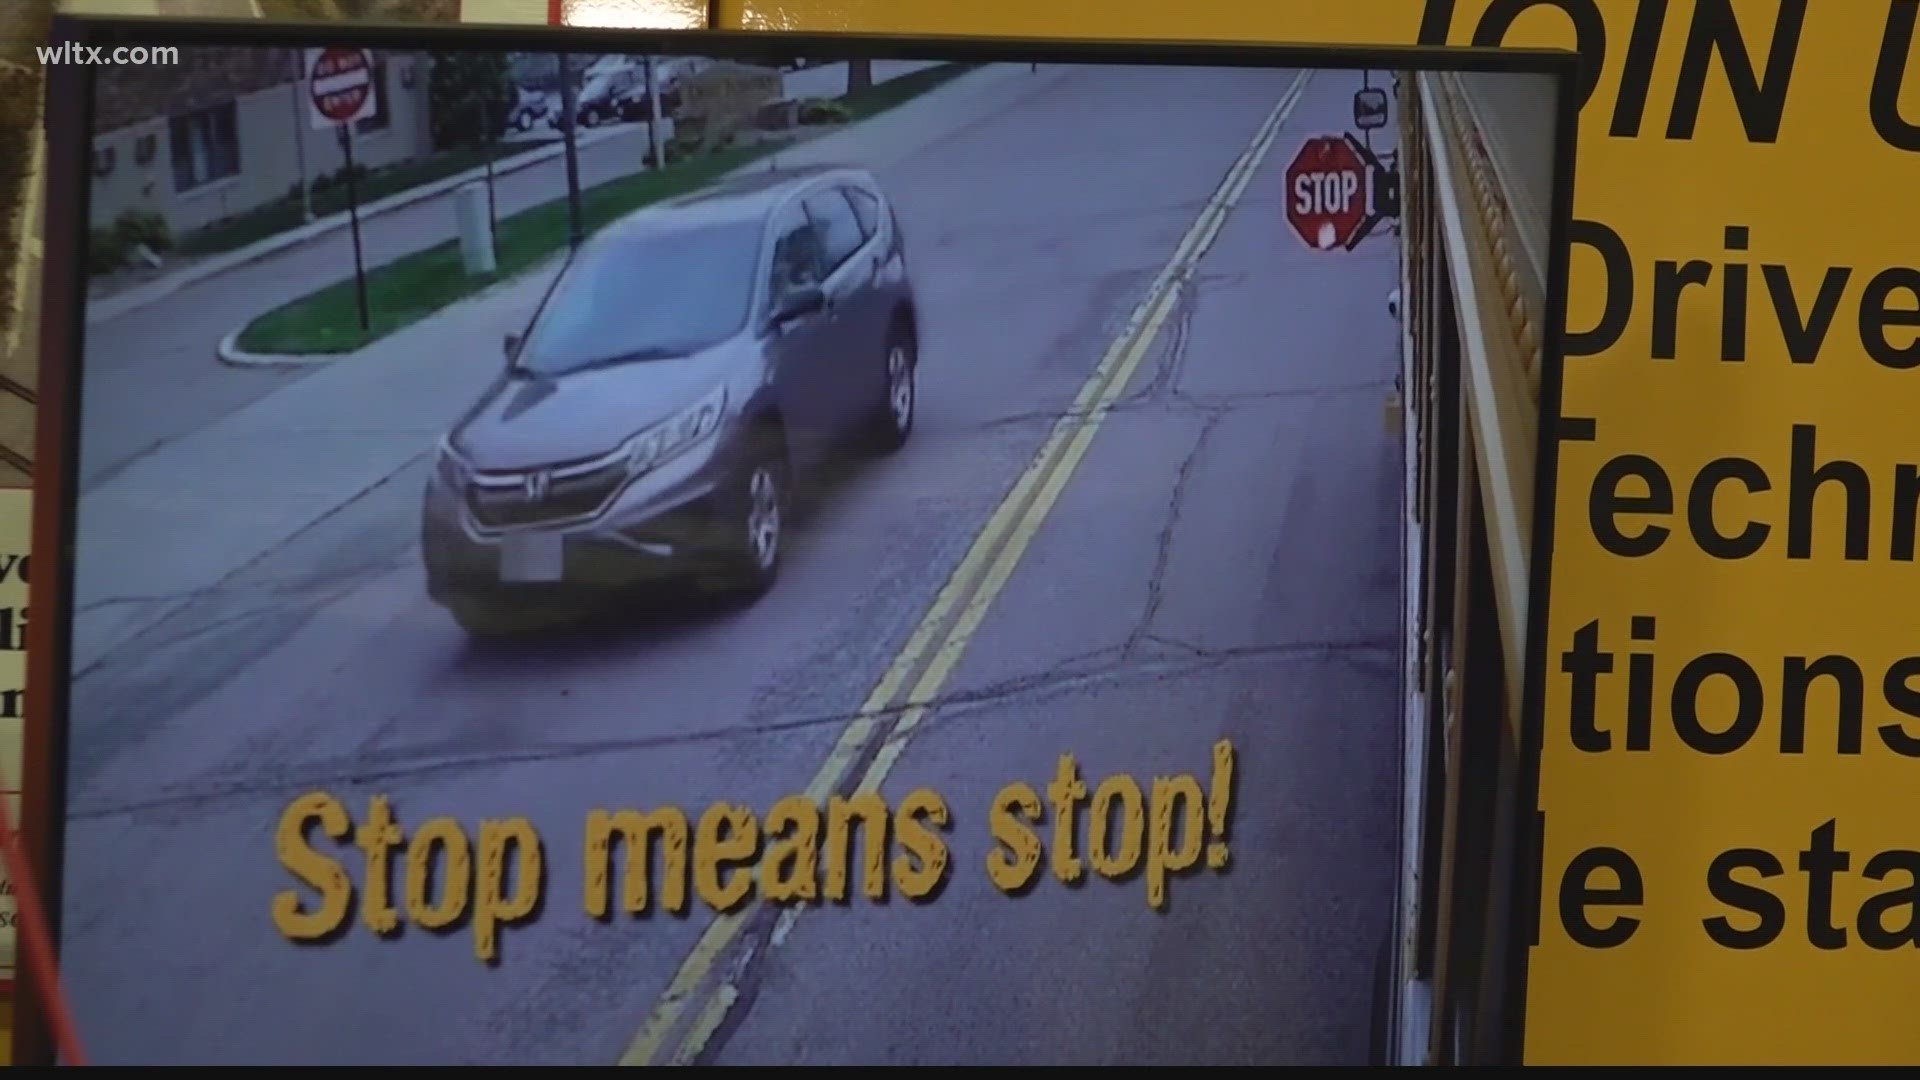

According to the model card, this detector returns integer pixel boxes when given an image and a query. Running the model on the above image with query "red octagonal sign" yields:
[1285,135,1368,252]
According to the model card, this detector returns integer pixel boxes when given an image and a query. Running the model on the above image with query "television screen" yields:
[41,21,1571,1066]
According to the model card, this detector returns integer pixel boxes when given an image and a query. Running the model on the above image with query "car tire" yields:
[705,427,789,599]
[863,322,917,452]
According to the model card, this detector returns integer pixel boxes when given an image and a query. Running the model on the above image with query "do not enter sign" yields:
[1285,135,1369,252]
[306,47,377,129]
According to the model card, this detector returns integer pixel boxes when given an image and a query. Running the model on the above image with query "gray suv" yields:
[423,165,920,637]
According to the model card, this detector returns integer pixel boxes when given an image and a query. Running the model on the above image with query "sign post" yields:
[1284,134,1369,251]
[305,47,377,334]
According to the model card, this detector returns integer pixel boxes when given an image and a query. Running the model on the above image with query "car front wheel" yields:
[704,433,788,599]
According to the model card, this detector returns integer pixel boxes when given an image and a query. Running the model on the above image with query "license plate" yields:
[499,532,564,583]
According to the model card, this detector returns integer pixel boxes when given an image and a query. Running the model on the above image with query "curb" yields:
[87,124,634,327]
[215,327,335,369]
[213,249,569,369]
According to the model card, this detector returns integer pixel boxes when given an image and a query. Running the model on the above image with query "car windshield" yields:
[513,220,763,378]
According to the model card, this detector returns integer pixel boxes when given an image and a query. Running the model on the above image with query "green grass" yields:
[235,143,767,355]
[235,64,976,357]
[839,62,977,121]
[177,140,557,259]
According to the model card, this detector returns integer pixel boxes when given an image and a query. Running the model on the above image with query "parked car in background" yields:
[558,65,644,128]
[422,165,922,636]
[508,85,552,132]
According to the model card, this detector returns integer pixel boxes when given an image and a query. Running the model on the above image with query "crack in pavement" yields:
[1124,408,1227,659]
[973,378,1392,433]
[65,636,1392,822]
[72,447,435,680]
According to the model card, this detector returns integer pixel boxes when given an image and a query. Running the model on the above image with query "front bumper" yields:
[422,437,730,602]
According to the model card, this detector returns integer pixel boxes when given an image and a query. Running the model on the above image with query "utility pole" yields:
[643,54,664,172]
[557,51,584,248]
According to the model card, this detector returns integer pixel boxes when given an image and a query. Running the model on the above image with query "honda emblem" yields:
[523,470,550,502]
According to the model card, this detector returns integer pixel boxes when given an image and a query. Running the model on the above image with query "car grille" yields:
[466,460,628,530]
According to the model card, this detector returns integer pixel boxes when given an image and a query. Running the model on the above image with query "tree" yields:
[846,59,873,95]
[428,51,516,153]
[428,53,516,242]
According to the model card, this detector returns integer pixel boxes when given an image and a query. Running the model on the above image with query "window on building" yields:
[169,102,240,193]
[356,57,392,136]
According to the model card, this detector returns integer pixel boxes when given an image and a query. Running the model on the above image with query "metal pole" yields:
[485,155,497,246]
[342,124,370,333]
[557,52,584,248]
[486,59,502,246]
[1362,70,1374,156]
[643,54,663,172]
[289,81,313,223]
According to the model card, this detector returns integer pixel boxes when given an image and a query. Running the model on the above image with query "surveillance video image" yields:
[60,44,1549,1065]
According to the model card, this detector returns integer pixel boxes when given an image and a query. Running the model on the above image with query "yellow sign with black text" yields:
[719,0,1920,1066]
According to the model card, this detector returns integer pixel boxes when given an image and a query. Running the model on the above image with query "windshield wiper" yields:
[523,346,691,377]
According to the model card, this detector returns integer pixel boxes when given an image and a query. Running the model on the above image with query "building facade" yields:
[89,47,436,237]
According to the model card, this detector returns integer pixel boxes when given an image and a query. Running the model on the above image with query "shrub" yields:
[112,208,173,255]
[798,98,851,125]
[313,163,370,192]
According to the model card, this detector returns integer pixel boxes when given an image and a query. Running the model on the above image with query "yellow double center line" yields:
[620,69,1314,1067]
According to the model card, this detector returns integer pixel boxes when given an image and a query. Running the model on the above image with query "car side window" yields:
[803,191,867,274]
[843,187,881,240]
[767,204,825,302]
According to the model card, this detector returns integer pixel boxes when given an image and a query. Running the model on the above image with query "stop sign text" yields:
[1283,135,1369,252]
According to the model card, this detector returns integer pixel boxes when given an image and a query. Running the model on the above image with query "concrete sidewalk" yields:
[85,121,651,326]
[71,63,1062,676]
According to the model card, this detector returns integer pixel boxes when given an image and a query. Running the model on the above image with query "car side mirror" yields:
[771,285,825,326]
[503,331,523,361]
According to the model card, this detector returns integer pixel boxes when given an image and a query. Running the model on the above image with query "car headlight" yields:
[623,385,727,477]
[434,436,469,490]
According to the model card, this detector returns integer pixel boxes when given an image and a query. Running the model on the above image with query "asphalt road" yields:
[58,65,1405,1066]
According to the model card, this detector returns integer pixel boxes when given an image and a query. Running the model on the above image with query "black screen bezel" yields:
[28,13,1580,1067]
